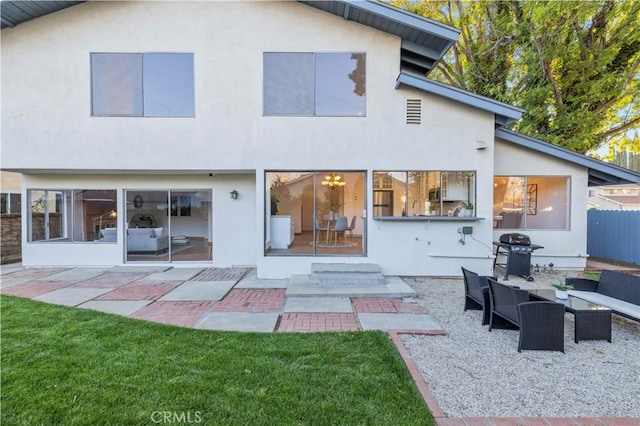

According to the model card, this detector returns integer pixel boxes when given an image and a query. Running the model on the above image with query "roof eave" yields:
[299,1,459,75]
[396,72,523,126]
[496,128,640,186]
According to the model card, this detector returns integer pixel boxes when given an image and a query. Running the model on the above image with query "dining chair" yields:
[331,216,349,245]
[345,215,357,240]
[315,217,329,243]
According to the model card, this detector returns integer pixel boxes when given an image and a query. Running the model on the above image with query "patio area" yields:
[1,261,638,424]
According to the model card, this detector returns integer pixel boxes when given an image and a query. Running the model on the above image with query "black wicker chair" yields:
[517,302,565,353]
[461,267,495,325]
[487,278,529,331]
[487,278,565,352]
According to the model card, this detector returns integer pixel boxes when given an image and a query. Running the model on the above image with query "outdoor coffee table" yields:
[528,289,612,344]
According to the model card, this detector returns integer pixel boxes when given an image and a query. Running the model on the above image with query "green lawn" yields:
[1,296,434,425]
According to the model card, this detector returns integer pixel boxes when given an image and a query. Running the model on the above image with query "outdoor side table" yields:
[574,310,612,344]
[528,289,612,344]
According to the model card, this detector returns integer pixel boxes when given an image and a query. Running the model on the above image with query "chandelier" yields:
[322,173,346,188]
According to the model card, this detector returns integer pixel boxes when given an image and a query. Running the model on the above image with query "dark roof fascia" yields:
[341,0,460,42]
[298,1,459,74]
[396,72,524,125]
[1,1,85,29]
[496,128,640,186]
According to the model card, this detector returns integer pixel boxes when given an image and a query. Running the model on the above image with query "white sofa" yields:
[99,228,117,242]
[127,227,169,254]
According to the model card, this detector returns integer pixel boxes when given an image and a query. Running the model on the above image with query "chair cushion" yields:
[568,290,640,320]
[128,228,154,237]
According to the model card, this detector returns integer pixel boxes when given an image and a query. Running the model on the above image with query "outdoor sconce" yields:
[230,190,239,200]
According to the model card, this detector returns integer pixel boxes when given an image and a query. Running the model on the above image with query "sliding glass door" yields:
[125,189,211,262]
[265,171,366,256]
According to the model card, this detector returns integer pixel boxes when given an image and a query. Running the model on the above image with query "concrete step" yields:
[309,271,385,286]
[287,275,416,298]
[311,263,382,274]
[310,263,384,285]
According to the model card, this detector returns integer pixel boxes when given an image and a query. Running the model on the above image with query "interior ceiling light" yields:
[322,173,346,188]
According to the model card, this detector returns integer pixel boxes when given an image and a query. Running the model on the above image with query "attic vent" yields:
[406,99,421,124]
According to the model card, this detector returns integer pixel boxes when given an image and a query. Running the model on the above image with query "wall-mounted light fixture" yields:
[230,190,239,200]
[476,140,488,150]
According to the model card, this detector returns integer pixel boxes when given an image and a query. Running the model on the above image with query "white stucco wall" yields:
[4,1,591,276]
[2,1,404,172]
[494,140,589,269]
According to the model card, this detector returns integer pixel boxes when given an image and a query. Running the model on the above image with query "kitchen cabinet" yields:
[270,215,295,249]
[442,173,468,201]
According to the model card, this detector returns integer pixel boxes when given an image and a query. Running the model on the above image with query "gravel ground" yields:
[400,270,640,418]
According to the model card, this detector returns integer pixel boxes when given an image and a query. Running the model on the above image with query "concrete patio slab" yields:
[0,263,24,274]
[38,268,108,282]
[108,266,172,274]
[195,312,279,332]
[286,275,416,298]
[0,276,33,288]
[79,300,152,316]
[33,288,112,307]
[284,296,353,313]
[235,269,288,289]
[358,313,443,332]
[159,280,235,301]
[142,267,202,281]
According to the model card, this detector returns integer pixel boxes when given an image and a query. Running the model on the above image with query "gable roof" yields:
[395,72,524,126]
[298,1,459,75]
[0,1,83,29]
[496,128,640,186]
[2,0,458,76]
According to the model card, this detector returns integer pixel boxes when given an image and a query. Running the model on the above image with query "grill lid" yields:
[499,233,531,246]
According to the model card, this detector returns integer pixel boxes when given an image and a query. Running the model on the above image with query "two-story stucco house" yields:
[2,0,639,278]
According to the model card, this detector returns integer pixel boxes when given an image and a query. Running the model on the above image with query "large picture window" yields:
[263,52,366,116]
[493,176,570,230]
[373,171,476,217]
[265,171,366,256]
[28,190,117,242]
[91,53,194,117]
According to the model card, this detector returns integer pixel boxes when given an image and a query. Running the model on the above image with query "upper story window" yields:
[263,52,366,117]
[91,53,194,117]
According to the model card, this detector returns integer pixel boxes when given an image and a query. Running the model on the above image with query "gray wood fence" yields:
[587,210,640,265]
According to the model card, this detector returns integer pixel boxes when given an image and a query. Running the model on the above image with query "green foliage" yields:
[552,281,573,291]
[391,0,640,154]
[1,296,434,425]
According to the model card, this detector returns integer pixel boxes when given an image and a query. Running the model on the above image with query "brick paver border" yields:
[0,280,75,298]
[277,313,360,332]
[213,288,285,313]
[130,301,214,328]
[352,297,426,314]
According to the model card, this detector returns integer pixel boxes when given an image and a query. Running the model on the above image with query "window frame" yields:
[90,52,195,118]
[372,170,477,219]
[27,189,118,243]
[264,170,367,256]
[493,175,571,231]
[263,52,367,117]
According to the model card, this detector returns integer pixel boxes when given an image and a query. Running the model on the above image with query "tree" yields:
[391,0,640,155]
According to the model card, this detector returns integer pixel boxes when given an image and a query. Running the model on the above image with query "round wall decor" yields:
[133,194,144,208]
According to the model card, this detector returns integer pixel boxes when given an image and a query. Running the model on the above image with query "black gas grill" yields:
[493,233,544,281]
